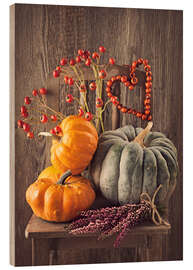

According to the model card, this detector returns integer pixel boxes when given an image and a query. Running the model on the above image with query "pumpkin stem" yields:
[57,170,72,185]
[133,121,153,147]
[38,132,60,141]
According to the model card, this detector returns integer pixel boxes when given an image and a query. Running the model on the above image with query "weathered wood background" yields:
[10,4,183,266]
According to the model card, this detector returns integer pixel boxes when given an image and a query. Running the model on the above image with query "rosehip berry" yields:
[79,84,86,92]
[96,98,103,108]
[68,78,74,86]
[142,114,147,120]
[76,56,81,63]
[60,58,67,66]
[56,66,61,71]
[121,107,128,113]
[124,81,130,87]
[85,112,93,121]
[89,82,96,91]
[85,58,91,66]
[50,128,56,135]
[92,52,99,59]
[131,77,138,85]
[148,115,152,121]
[143,59,149,65]
[23,123,30,132]
[32,89,38,96]
[78,49,84,56]
[24,96,31,105]
[69,59,76,66]
[107,80,112,87]
[40,114,48,123]
[132,61,137,69]
[111,76,116,82]
[111,96,119,105]
[129,85,134,91]
[99,46,106,53]
[54,126,62,134]
[145,110,150,115]
[39,88,47,95]
[64,76,69,84]
[17,120,23,128]
[116,75,121,80]
[20,106,27,114]
[78,107,84,117]
[66,94,74,103]
[27,131,34,139]
[145,82,152,88]
[121,76,127,83]
[22,111,28,118]
[50,115,57,122]
[109,58,115,65]
[53,70,60,78]
[105,87,111,93]
[136,112,142,118]
[99,69,106,79]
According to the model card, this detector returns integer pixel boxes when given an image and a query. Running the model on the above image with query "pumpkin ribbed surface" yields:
[38,166,63,183]
[26,175,96,222]
[50,115,98,175]
[90,125,178,205]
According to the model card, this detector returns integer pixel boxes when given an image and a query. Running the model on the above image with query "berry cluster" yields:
[106,58,152,121]
[17,88,65,139]
[52,45,115,133]
[67,200,151,248]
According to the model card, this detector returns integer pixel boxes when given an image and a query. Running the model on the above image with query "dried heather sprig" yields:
[68,200,151,247]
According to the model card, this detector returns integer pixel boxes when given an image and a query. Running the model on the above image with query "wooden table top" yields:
[25,214,171,240]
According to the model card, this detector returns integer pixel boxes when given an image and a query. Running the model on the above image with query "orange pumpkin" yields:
[51,115,98,175]
[26,170,96,222]
[38,165,62,183]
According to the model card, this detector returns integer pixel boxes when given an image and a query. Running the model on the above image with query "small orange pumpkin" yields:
[26,170,96,222]
[51,115,98,175]
[38,165,62,183]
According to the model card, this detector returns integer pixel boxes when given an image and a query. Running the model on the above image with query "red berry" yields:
[96,98,103,108]
[131,77,138,85]
[146,76,152,82]
[116,75,121,80]
[99,46,106,53]
[54,126,62,135]
[145,110,150,115]
[56,66,61,71]
[23,123,30,132]
[144,65,151,72]
[32,89,38,96]
[79,84,86,92]
[128,108,133,114]
[64,76,69,84]
[85,112,93,121]
[68,78,74,86]
[27,131,34,139]
[109,58,115,65]
[105,87,111,93]
[136,112,142,118]
[50,115,57,122]
[111,96,119,105]
[76,56,81,63]
[89,82,96,91]
[137,58,143,64]
[50,128,56,135]
[145,82,152,88]
[121,107,128,113]
[132,61,137,69]
[53,70,60,78]
[24,96,31,105]
[92,52,99,59]
[121,76,127,83]
[20,106,26,114]
[40,114,48,123]
[145,88,151,94]
[145,105,151,110]
[39,88,47,95]
[144,99,151,105]
[69,59,76,66]
[129,85,134,91]
[66,94,74,103]
[107,92,113,98]
[78,49,84,56]
[124,81,130,87]
[17,120,23,128]
[142,114,147,120]
[99,69,106,79]
[78,107,84,117]
[60,58,67,66]
[107,80,112,87]
[22,111,28,118]
[85,58,91,66]
[143,59,149,65]
[148,115,152,121]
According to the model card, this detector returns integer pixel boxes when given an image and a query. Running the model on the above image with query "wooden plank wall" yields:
[10,4,183,266]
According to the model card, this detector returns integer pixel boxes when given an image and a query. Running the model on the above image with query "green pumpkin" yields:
[89,122,178,206]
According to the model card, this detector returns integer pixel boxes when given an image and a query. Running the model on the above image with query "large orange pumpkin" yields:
[51,115,98,175]
[26,170,96,222]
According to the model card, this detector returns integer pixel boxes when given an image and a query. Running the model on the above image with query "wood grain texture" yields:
[10,4,183,266]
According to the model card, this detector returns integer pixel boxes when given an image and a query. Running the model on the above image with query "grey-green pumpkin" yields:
[89,122,178,206]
